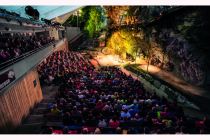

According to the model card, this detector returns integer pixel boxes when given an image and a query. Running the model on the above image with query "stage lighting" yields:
[25,6,40,20]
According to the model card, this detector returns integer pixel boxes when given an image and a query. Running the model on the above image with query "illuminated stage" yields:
[90,50,145,66]
[96,54,125,66]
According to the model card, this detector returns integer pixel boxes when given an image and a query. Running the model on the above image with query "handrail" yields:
[0,40,59,71]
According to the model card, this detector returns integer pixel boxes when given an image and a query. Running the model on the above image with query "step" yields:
[46,121,63,127]
[32,108,48,115]
[41,98,55,103]
[16,122,44,134]
[43,91,57,98]
[37,103,49,108]
[24,115,45,124]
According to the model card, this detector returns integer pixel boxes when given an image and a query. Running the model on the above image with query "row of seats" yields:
[0,32,55,64]
[38,51,210,134]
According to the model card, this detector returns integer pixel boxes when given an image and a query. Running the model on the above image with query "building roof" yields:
[0,6,81,20]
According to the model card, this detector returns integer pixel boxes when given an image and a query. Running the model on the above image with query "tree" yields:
[106,29,145,60]
[84,6,106,38]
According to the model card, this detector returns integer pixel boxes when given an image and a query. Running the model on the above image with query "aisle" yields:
[15,85,59,134]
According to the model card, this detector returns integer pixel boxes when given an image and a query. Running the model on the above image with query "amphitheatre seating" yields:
[0,33,55,66]
[37,50,210,134]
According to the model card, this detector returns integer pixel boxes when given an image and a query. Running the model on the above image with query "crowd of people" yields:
[0,32,55,64]
[38,50,210,134]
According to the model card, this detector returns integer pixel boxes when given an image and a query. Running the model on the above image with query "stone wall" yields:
[143,7,210,86]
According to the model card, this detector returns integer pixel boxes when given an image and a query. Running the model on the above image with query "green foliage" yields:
[106,29,151,58]
[63,6,106,36]
[84,6,106,38]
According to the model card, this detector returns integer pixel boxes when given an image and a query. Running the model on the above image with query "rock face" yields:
[163,35,206,86]
[105,6,210,86]
[143,7,210,86]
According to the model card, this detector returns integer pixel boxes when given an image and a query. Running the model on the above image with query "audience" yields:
[38,50,210,134]
[0,32,55,64]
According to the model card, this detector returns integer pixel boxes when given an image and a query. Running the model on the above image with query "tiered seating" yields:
[38,51,210,134]
[0,33,55,64]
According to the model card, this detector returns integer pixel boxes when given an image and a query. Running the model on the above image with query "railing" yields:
[0,40,59,71]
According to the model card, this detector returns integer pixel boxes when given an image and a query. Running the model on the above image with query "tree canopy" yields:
[84,6,106,38]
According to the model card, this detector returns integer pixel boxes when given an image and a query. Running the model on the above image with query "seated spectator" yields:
[63,112,71,125]
[51,104,61,115]
[98,119,107,128]
[44,127,53,134]
[13,47,21,57]
[94,128,101,134]
[131,113,142,121]
[109,117,120,128]
[82,127,89,134]
[38,51,204,134]
[0,32,55,65]
[115,127,122,134]
[121,109,131,119]
[63,126,69,134]
[96,100,105,110]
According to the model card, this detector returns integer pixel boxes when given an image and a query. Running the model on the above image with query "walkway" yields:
[120,67,209,119]
[138,64,210,115]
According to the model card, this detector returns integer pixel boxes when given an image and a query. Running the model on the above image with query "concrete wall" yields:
[66,27,81,41]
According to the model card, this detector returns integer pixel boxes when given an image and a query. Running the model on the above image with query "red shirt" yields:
[109,120,120,128]
[96,102,105,110]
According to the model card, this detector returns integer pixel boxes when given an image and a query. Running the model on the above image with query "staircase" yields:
[15,85,58,134]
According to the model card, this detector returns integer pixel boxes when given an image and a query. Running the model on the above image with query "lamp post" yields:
[77,11,79,27]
